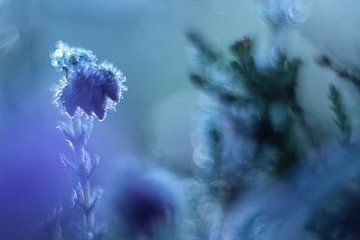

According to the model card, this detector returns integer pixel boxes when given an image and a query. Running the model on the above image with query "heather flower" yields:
[51,41,127,120]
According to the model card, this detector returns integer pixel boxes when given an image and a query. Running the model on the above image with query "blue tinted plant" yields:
[50,41,127,240]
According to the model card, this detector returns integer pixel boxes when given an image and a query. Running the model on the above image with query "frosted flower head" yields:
[51,41,127,120]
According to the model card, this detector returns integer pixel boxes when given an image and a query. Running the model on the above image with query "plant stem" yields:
[71,116,97,240]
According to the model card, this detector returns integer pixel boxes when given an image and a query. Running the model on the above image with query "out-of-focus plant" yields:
[50,41,127,240]
[184,3,292,240]
[185,3,360,238]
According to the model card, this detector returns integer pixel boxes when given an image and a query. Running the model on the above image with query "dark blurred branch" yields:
[190,74,249,104]
[318,55,360,91]
[291,102,320,149]
[186,30,219,63]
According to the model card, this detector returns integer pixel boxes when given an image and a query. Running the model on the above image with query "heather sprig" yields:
[51,41,127,240]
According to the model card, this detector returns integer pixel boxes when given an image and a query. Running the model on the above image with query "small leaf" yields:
[328,84,351,142]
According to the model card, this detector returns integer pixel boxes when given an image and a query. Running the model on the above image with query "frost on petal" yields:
[91,88,107,120]
[60,84,77,117]
[100,62,127,102]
